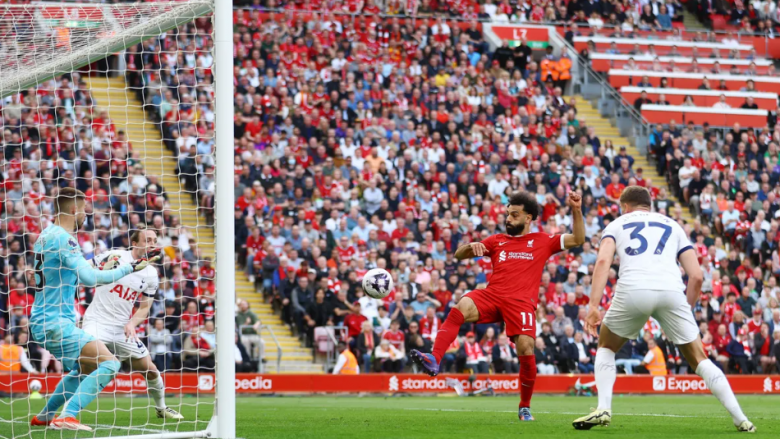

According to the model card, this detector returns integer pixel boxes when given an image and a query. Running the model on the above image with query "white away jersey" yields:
[602,211,692,293]
[82,250,159,327]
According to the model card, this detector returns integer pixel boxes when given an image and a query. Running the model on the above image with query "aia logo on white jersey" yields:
[498,251,507,263]
[527,240,534,248]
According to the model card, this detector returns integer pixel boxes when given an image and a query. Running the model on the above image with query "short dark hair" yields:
[508,191,540,220]
[620,186,652,208]
[55,187,86,215]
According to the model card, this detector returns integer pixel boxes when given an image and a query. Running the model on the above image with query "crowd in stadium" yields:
[2,0,780,377]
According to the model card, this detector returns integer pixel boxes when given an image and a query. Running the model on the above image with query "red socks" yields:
[431,308,464,363]
[519,355,537,408]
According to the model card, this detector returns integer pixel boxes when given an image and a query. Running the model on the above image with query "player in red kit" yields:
[410,191,585,421]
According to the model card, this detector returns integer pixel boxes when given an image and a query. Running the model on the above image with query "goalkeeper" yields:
[81,229,183,420]
[29,188,161,432]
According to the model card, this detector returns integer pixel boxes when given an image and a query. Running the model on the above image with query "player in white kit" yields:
[82,229,183,420]
[572,187,755,433]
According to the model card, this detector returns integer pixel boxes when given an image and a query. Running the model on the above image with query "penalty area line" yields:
[401,407,724,419]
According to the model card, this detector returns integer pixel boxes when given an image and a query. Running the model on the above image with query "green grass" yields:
[2,395,779,438]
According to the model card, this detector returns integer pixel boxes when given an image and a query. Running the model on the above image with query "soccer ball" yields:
[362,268,393,299]
[29,380,42,392]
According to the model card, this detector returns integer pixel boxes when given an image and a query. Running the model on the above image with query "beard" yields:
[506,222,525,236]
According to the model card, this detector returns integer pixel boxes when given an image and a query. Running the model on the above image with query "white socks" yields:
[695,359,747,425]
[147,375,167,410]
[595,347,617,411]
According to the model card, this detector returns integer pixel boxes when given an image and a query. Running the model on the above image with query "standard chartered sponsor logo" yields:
[398,377,518,391]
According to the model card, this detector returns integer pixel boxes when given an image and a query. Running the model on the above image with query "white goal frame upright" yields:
[0,1,236,438]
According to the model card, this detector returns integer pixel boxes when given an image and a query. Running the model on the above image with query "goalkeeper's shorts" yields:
[31,322,96,372]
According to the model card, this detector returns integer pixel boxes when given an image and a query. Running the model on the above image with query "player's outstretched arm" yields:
[62,242,134,287]
[563,192,586,249]
[454,242,487,260]
[584,236,617,337]
[678,249,704,309]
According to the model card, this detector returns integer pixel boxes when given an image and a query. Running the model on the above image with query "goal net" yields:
[0,1,236,438]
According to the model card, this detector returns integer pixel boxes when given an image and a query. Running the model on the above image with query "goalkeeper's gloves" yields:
[130,248,162,272]
[98,253,122,271]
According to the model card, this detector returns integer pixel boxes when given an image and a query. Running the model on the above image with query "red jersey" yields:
[482,232,565,306]
[200,266,215,281]
[746,318,762,334]
[419,316,441,340]
[8,291,33,315]
[382,330,405,351]
[722,302,741,324]
[181,312,204,333]
[343,313,367,337]
[246,235,265,253]
[336,245,356,263]
[432,290,452,313]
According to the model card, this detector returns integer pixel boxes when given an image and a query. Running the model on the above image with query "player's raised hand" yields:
[124,321,140,343]
[131,248,162,272]
[567,192,582,211]
[583,306,601,338]
[470,242,487,257]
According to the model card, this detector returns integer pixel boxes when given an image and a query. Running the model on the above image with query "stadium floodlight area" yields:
[0,1,235,438]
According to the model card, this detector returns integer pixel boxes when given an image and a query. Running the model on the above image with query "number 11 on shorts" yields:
[520,311,534,330]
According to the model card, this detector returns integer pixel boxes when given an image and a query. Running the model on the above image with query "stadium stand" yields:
[2,0,780,377]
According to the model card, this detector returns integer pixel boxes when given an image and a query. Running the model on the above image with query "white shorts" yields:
[81,321,149,360]
[602,288,699,345]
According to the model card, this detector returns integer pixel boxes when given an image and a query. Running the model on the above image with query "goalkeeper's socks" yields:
[518,355,536,408]
[147,375,167,409]
[594,347,617,411]
[61,360,120,419]
[696,359,748,425]
[431,308,465,363]
[39,370,82,422]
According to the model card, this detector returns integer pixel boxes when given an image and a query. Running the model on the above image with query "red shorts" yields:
[464,289,536,339]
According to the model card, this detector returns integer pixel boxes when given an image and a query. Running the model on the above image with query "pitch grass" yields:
[2,395,780,438]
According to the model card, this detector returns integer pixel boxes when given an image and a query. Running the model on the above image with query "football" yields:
[29,379,42,392]
[362,268,393,299]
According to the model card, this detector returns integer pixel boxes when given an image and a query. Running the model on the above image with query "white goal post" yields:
[0,1,236,438]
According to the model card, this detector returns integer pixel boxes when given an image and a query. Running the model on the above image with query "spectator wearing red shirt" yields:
[335,236,356,264]
[390,218,410,244]
[200,257,215,282]
[722,292,741,324]
[419,307,441,341]
[181,301,204,334]
[746,311,763,334]
[8,286,33,316]
[382,320,405,352]
[713,324,732,362]
[343,302,368,339]
[432,280,452,315]
[605,174,625,202]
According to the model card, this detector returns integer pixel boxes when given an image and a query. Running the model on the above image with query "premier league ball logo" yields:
[362,268,394,299]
